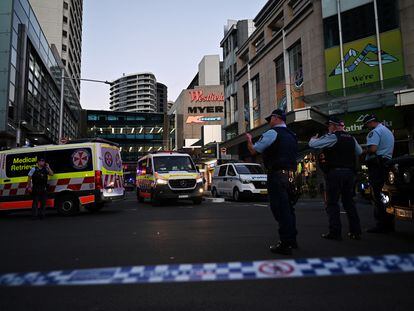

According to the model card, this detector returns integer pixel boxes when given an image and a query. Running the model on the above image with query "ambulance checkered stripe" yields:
[0,177,95,196]
[0,174,124,197]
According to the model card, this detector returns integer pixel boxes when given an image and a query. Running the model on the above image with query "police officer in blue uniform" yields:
[363,114,395,233]
[309,117,363,240]
[246,109,298,255]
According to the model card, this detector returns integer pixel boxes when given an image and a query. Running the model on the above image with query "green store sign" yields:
[339,107,404,134]
[325,29,405,91]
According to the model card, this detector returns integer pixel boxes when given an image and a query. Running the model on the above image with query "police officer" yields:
[363,114,395,233]
[246,109,298,255]
[309,117,363,240]
[27,158,54,219]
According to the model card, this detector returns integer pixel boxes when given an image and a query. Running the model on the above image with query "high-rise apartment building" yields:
[110,73,168,113]
[156,82,168,113]
[29,0,83,97]
[110,73,157,113]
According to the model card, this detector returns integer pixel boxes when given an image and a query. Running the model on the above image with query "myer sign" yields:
[340,107,404,133]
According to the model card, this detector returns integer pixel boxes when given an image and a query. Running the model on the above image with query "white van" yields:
[136,152,204,205]
[211,163,267,201]
[0,139,124,216]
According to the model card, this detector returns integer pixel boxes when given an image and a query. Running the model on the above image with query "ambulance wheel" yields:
[85,203,104,213]
[56,194,79,216]
[137,189,145,203]
[151,193,161,206]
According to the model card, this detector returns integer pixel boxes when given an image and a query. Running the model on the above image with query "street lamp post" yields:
[58,72,111,143]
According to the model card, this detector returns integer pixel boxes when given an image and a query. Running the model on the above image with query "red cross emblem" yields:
[72,149,90,169]
[104,152,113,167]
[115,154,122,168]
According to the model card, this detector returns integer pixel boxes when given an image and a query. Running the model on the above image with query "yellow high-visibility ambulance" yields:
[0,139,124,216]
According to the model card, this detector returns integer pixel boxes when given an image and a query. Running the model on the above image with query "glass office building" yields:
[0,0,81,148]
[82,110,166,162]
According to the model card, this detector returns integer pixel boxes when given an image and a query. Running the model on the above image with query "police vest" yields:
[262,127,298,171]
[324,131,356,170]
[32,167,49,193]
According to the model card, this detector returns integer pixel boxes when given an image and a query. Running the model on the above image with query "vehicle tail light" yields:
[95,170,103,190]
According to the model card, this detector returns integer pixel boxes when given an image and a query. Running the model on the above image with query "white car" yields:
[211,163,267,201]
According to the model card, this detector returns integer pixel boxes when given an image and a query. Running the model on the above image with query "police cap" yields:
[265,109,286,122]
[325,116,343,126]
[362,114,379,124]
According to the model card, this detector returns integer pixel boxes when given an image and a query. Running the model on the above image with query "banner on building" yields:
[339,106,405,133]
[325,29,405,91]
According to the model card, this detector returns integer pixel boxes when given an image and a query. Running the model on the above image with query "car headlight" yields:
[240,179,250,184]
[388,171,395,184]
[403,171,411,184]
[381,193,390,205]
[156,178,168,185]
[196,177,203,183]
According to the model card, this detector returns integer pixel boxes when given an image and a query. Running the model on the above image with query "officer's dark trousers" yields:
[367,159,394,230]
[32,192,47,217]
[326,169,361,235]
[267,171,297,243]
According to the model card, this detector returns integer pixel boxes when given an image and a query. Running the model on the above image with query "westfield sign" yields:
[189,90,224,102]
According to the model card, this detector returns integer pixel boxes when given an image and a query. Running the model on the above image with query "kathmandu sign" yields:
[189,90,224,102]
[340,107,404,133]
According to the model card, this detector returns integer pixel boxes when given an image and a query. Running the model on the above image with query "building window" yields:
[275,55,287,111]
[63,2,69,10]
[322,1,398,49]
[62,44,67,52]
[288,41,304,110]
[275,56,285,83]
[243,83,250,131]
[63,16,68,24]
[251,75,261,128]
[62,30,68,37]
[269,12,284,36]
[254,33,265,53]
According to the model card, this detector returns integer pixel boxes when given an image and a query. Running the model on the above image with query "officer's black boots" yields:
[347,232,361,240]
[321,232,343,241]
[269,241,297,255]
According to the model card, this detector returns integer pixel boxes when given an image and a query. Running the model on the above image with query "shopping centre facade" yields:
[220,0,414,161]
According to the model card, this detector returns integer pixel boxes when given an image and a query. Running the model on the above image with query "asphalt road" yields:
[0,193,413,311]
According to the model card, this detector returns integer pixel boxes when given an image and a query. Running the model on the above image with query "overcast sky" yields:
[80,0,267,110]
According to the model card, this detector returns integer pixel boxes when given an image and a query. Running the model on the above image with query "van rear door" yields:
[99,144,124,198]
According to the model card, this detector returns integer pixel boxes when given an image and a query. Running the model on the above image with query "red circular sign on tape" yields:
[258,261,294,276]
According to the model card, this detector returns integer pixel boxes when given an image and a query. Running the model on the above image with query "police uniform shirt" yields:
[253,124,286,153]
[309,133,363,156]
[366,123,394,160]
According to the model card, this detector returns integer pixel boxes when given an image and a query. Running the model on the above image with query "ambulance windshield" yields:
[154,156,196,173]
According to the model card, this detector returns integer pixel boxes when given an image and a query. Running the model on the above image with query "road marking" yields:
[0,253,413,287]
[254,204,268,207]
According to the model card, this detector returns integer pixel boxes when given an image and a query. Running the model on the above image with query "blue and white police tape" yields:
[1,253,413,287]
